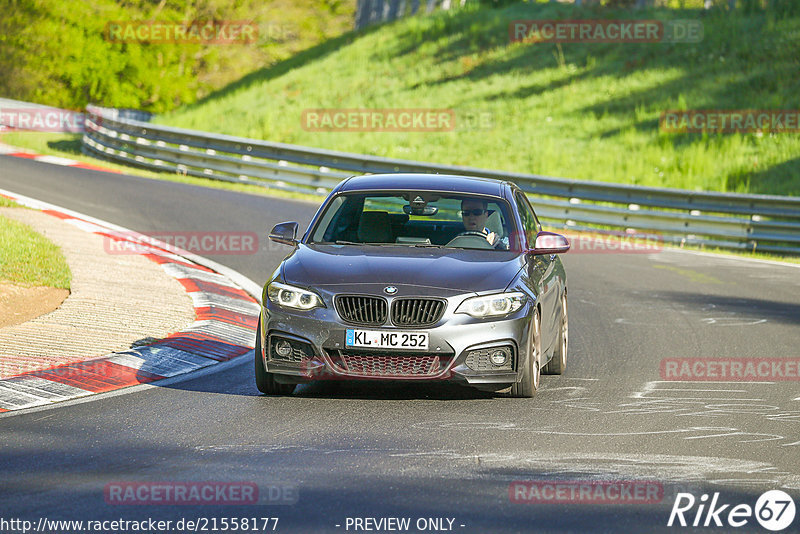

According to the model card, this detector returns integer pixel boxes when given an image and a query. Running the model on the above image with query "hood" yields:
[281,244,525,294]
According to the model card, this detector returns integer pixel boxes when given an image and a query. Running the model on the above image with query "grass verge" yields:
[669,243,800,265]
[0,214,72,288]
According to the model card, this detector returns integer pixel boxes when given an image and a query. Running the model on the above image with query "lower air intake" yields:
[328,351,444,377]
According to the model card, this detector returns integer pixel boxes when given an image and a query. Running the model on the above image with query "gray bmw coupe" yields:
[256,173,569,397]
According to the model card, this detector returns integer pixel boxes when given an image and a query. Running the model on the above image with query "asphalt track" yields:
[1,155,799,533]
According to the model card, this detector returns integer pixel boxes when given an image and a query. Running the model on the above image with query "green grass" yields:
[0,198,20,208]
[157,1,800,196]
[1,0,355,112]
[0,214,72,288]
[671,243,800,265]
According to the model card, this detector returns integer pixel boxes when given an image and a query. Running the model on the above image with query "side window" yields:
[527,197,542,230]
[515,192,539,247]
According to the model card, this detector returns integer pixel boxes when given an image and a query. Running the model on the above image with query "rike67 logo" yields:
[668,490,796,531]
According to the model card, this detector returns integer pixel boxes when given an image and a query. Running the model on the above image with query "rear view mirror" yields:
[269,221,299,246]
[530,231,570,255]
[403,205,438,216]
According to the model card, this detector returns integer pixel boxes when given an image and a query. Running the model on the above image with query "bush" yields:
[0,0,355,112]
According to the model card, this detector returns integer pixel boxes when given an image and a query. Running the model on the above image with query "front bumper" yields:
[259,290,534,387]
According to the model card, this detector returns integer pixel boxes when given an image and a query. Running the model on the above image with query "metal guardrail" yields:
[82,104,800,255]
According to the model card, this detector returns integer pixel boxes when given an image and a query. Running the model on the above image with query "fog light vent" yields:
[270,336,314,363]
[465,346,513,371]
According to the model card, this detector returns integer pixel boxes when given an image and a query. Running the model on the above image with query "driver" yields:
[460,198,508,249]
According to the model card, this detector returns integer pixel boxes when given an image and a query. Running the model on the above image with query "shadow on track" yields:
[656,292,800,326]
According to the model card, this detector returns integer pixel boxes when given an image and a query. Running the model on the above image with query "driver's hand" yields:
[486,232,498,245]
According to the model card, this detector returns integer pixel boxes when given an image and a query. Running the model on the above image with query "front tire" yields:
[255,317,295,395]
[543,292,567,375]
[511,310,541,398]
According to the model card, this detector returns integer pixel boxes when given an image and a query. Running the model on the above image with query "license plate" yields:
[345,329,429,350]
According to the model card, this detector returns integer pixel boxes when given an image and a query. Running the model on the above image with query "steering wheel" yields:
[445,231,494,249]
[457,231,490,239]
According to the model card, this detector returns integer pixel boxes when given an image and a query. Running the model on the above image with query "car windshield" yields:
[309,192,519,251]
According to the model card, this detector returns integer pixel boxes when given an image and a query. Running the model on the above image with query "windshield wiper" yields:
[332,240,383,246]
[330,240,442,247]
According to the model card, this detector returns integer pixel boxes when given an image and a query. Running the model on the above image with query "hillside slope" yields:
[1,0,354,112]
[159,2,800,195]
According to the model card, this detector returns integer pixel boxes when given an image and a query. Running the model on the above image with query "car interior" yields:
[314,194,512,249]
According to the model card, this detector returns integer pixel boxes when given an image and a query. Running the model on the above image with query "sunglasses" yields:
[461,209,487,217]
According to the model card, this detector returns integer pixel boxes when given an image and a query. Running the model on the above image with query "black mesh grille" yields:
[327,350,445,377]
[335,295,387,326]
[391,298,446,327]
[464,347,514,371]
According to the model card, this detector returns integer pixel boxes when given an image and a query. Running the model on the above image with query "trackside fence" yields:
[80,104,800,255]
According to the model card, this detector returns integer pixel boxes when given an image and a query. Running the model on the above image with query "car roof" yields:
[338,173,512,198]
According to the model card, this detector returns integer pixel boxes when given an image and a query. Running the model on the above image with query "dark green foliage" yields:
[0,0,355,112]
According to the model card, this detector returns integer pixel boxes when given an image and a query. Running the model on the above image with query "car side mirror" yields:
[269,221,299,246]
[529,231,570,255]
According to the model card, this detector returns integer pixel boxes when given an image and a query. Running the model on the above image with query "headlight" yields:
[456,292,527,319]
[267,282,324,310]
